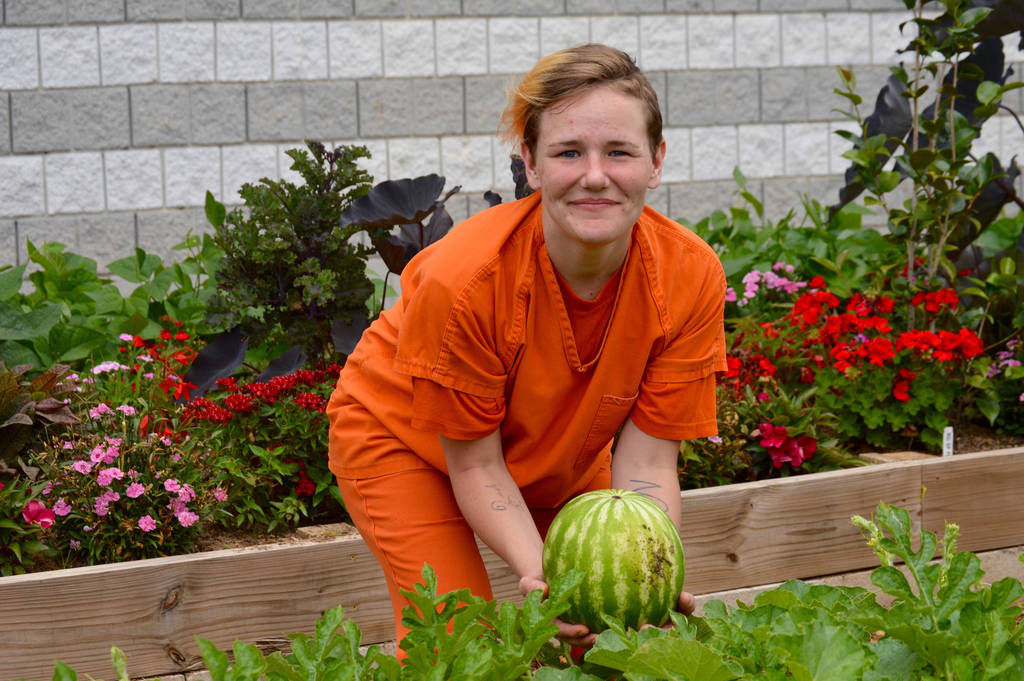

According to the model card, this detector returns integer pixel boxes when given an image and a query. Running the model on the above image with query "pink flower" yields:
[116,404,136,416]
[22,500,55,528]
[101,490,120,504]
[62,441,74,450]
[89,445,107,464]
[164,478,181,493]
[88,403,113,419]
[119,333,134,342]
[126,482,145,499]
[176,509,199,527]
[758,423,788,449]
[725,287,737,303]
[71,460,94,474]
[94,498,110,516]
[213,487,228,502]
[138,515,157,532]
[53,499,71,516]
[42,483,53,495]
[177,484,196,503]
[97,467,125,486]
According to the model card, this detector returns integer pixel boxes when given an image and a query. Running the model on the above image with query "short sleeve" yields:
[630,258,727,441]
[391,257,509,399]
[410,377,505,440]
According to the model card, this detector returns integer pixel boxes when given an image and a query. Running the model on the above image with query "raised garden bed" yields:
[2,446,1023,681]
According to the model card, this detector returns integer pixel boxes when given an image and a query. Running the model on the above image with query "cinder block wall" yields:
[1,0,1022,271]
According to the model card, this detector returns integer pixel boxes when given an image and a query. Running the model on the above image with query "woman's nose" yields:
[580,156,609,189]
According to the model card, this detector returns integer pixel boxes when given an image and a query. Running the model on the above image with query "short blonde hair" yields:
[499,44,663,158]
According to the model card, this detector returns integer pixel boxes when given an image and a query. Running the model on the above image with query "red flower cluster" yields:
[892,368,916,402]
[896,328,984,361]
[224,392,256,413]
[757,423,818,469]
[183,398,234,423]
[912,288,958,313]
[293,392,327,412]
[789,290,840,327]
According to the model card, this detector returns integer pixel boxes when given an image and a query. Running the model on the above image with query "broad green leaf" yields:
[0,265,26,301]
[50,660,78,681]
[0,302,63,340]
[864,638,924,681]
[206,190,227,228]
[534,667,605,681]
[976,81,1001,106]
[628,637,740,681]
[197,638,229,680]
[777,619,865,681]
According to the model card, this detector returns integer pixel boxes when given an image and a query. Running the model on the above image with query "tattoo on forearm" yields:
[485,483,524,512]
[629,479,668,512]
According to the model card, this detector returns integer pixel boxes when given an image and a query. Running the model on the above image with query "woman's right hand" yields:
[518,574,598,648]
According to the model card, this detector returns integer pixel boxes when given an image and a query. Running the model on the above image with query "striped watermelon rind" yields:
[541,489,685,632]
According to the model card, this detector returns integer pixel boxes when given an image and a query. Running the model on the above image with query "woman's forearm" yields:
[442,432,545,580]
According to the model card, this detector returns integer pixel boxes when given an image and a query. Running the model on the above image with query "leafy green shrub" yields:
[0,473,52,575]
[0,362,77,463]
[179,366,344,532]
[203,142,380,365]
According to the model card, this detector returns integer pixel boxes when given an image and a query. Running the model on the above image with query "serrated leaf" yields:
[629,637,741,681]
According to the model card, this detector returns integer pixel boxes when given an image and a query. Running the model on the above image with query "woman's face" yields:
[521,85,665,258]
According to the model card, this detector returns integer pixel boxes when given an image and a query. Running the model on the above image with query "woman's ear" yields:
[520,141,541,191]
[648,138,667,190]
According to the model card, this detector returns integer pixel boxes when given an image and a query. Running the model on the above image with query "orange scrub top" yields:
[327,192,727,509]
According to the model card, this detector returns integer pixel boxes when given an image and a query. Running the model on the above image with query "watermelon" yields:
[542,488,685,632]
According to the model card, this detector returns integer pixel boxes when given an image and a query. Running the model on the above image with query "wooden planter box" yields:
[3,446,1023,681]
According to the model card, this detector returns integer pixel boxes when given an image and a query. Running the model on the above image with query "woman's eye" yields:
[609,150,629,157]
[558,150,579,158]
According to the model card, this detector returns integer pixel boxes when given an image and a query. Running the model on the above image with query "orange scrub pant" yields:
[334,402,611,647]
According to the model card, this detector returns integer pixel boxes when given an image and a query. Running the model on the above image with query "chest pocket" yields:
[574,390,639,473]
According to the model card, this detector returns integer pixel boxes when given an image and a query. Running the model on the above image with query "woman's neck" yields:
[544,234,629,301]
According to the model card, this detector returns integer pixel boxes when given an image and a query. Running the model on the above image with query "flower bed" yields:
[2,446,1022,681]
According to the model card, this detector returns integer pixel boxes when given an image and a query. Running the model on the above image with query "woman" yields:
[327,43,726,648]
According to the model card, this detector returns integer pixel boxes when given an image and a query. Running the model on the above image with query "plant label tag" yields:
[942,427,954,457]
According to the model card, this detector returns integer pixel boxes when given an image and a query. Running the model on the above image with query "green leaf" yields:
[778,619,866,681]
[50,660,78,681]
[206,190,226,228]
[0,265,26,301]
[976,81,1001,106]
[197,638,229,681]
[877,171,902,193]
[628,637,741,681]
[975,392,1000,426]
[111,646,129,681]
[0,302,64,340]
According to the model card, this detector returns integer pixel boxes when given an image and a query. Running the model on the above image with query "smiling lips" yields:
[569,198,618,208]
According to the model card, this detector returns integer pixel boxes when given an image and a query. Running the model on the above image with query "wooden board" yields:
[2,447,1022,681]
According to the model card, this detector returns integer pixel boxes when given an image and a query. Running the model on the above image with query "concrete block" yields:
[466,75,511,135]
[382,19,435,77]
[665,71,716,126]
[691,125,738,181]
[222,144,279,200]
[247,82,304,141]
[1000,115,1024,172]
[781,13,826,67]
[826,12,870,66]
[331,138,388,184]
[388,137,440,181]
[191,84,247,144]
[0,156,44,216]
[4,0,64,24]
[441,135,492,192]
[243,0,299,18]
[714,0,758,11]
[217,22,272,81]
[13,88,130,152]
[164,146,222,205]
[973,114,1002,161]
[100,24,158,86]
[667,180,733,224]
[784,121,830,175]
[568,0,664,12]
[45,152,105,214]
[358,78,414,137]
[444,193,471,224]
[69,0,126,22]
[104,149,163,210]
[738,123,784,178]
[273,21,329,80]
[40,27,101,88]
[591,16,639,60]
[17,212,136,268]
[871,11,911,66]
[661,127,691,183]
[645,183,669,216]
[688,15,733,70]
[540,17,590,56]
[127,0,185,20]
[0,28,38,90]
[849,0,906,8]
[0,220,15,268]
[130,85,190,146]
[413,77,463,135]
[409,0,461,16]
[354,0,403,16]
[186,0,240,18]
[489,18,540,74]
[463,0,562,15]
[136,207,209,265]
[491,138,517,191]
[436,19,488,76]
[806,66,848,121]
[665,0,714,11]
[734,14,780,69]
[716,69,760,125]
[158,23,215,83]
[304,80,358,139]
[328,20,382,78]
[761,0,846,9]
[0,93,8,154]
[760,68,806,122]
[649,70,668,126]
[762,175,841,222]
[828,120,858,175]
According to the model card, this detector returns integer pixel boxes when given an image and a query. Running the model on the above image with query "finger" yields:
[677,591,697,616]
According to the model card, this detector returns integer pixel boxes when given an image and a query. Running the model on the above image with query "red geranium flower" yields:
[22,500,55,528]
